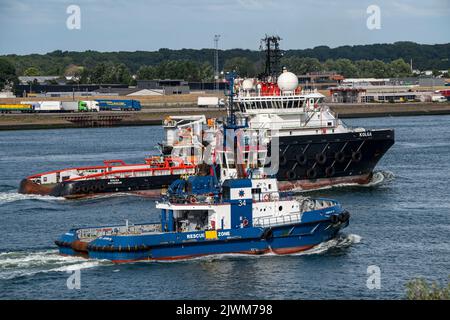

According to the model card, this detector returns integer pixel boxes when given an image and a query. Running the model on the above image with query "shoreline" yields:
[1,102,449,131]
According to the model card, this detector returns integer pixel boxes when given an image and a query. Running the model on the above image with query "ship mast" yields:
[260,35,283,81]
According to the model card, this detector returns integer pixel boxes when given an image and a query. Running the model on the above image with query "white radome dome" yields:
[277,72,298,91]
[242,79,254,90]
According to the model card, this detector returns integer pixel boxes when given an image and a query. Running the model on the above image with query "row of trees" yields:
[137,61,214,82]
[2,41,449,76]
[281,57,413,78]
[0,59,18,90]
[0,56,447,89]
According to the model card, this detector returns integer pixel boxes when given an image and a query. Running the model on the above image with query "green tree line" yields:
[1,41,449,75]
[1,41,450,88]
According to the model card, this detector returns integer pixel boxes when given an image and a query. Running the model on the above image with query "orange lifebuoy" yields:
[263,194,270,202]
[242,219,249,227]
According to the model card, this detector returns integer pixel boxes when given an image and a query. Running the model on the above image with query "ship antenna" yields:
[223,71,248,179]
[259,35,283,81]
[224,71,238,127]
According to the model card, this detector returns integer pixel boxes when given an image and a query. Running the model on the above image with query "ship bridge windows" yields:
[252,188,262,201]
[175,210,209,232]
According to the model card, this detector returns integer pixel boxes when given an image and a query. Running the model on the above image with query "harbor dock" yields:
[0,94,450,130]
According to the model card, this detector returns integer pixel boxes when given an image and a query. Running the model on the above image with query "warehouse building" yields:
[136,79,190,95]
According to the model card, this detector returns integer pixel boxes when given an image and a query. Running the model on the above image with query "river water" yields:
[0,115,449,299]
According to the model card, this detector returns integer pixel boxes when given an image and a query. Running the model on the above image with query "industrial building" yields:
[329,78,449,103]
[136,79,190,95]
[298,72,344,90]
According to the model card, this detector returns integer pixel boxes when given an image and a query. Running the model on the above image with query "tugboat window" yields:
[279,206,283,211]
[252,188,261,194]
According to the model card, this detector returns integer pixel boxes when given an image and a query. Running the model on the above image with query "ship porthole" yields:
[278,206,283,211]
[296,153,307,165]
[352,151,362,162]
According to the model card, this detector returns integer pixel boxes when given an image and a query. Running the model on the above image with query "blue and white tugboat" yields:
[55,175,349,262]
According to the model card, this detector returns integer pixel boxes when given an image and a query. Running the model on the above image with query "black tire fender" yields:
[296,153,307,165]
[325,166,335,177]
[352,151,362,162]
[286,170,296,180]
[306,168,317,179]
[334,151,345,163]
[315,153,327,165]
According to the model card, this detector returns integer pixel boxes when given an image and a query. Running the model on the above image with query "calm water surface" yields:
[0,115,449,299]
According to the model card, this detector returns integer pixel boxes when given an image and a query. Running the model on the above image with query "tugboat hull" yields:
[55,210,349,263]
[19,179,55,196]
[19,174,182,199]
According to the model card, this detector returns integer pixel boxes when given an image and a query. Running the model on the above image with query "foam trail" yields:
[291,233,362,256]
[148,234,362,264]
[0,192,65,204]
[0,249,110,280]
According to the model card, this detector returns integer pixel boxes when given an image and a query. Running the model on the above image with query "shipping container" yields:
[0,104,33,113]
[95,99,141,111]
[21,101,41,110]
[61,101,79,112]
[197,97,224,108]
[35,101,62,112]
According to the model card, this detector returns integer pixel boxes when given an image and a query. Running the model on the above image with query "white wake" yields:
[0,191,65,205]
[0,249,110,280]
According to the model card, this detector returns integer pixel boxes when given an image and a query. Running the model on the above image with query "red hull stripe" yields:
[108,246,315,263]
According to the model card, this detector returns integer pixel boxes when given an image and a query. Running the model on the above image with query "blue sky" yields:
[0,0,449,55]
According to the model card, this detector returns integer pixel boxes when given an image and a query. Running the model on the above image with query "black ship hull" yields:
[19,129,394,198]
[273,128,394,190]
[19,174,182,199]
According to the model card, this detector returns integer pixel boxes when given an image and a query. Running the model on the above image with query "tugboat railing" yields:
[253,213,301,227]
[77,223,161,239]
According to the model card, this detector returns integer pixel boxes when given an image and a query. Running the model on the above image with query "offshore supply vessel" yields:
[226,71,394,191]
[18,86,393,198]
[19,36,394,198]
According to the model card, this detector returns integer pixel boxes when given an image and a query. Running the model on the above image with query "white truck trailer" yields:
[197,97,224,108]
[61,101,79,112]
[35,101,62,112]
